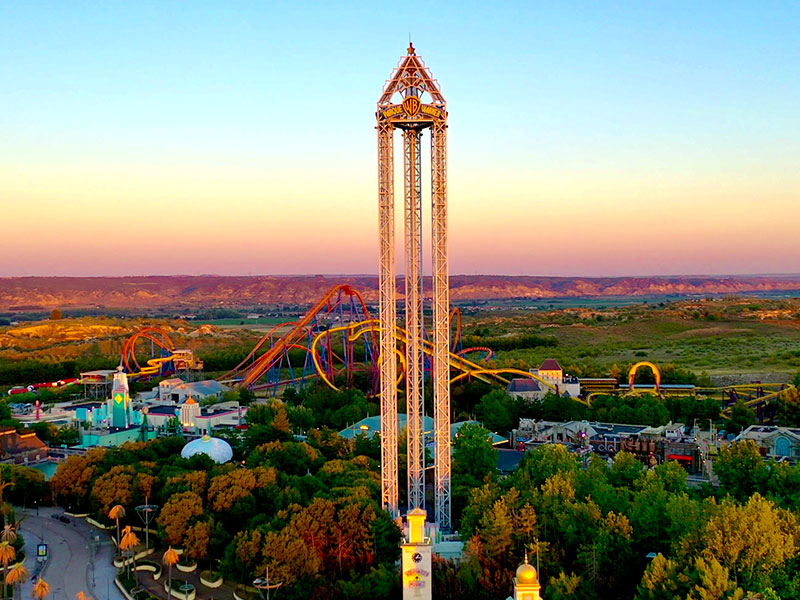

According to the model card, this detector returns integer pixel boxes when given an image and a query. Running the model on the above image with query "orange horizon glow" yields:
[2,153,799,277]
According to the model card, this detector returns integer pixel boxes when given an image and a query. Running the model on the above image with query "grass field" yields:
[2,296,799,387]
[464,297,800,383]
[198,317,288,327]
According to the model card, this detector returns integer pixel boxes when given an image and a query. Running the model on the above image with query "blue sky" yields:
[2,2,799,276]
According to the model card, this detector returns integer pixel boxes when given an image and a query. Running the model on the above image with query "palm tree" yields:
[0,541,15,599]
[119,526,140,581]
[108,505,125,549]
[76,592,91,600]
[31,578,49,600]
[162,546,179,599]
[0,476,13,529]
[5,562,28,600]
[0,525,16,544]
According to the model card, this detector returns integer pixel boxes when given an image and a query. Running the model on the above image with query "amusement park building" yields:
[736,425,800,461]
[143,402,246,435]
[510,419,704,470]
[506,359,581,400]
[506,379,545,401]
[0,427,47,463]
[339,415,507,445]
[158,378,229,403]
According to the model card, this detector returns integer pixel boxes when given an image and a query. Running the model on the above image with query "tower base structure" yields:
[401,508,433,600]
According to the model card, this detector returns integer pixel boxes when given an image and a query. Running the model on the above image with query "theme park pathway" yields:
[135,564,236,600]
[18,506,125,600]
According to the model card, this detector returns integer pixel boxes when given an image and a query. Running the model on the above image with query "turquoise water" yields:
[30,461,59,480]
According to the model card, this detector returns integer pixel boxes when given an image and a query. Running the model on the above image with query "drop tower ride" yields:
[377,44,451,532]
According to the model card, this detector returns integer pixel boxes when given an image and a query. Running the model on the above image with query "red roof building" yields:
[0,428,48,464]
[538,359,563,372]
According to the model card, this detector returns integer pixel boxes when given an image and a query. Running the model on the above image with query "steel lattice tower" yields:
[377,44,451,531]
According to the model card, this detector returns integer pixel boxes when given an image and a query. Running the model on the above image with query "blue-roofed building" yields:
[339,416,507,446]
[158,378,229,403]
[339,414,435,440]
[506,378,544,401]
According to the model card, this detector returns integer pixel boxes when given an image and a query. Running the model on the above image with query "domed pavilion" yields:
[180,434,233,464]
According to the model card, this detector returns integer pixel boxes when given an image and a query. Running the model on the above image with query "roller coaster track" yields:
[309,319,562,396]
[121,326,178,378]
[450,307,461,351]
[222,288,475,392]
[120,326,204,378]
[587,378,797,424]
[121,327,175,371]
[715,384,797,419]
[224,285,377,390]
[457,346,495,361]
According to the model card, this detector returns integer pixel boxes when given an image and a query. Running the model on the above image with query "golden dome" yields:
[516,559,538,584]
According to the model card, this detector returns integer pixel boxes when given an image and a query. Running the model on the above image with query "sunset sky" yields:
[2,2,799,277]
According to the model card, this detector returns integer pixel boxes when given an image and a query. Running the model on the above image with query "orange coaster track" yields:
[222,285,377,391]
[309,319,560,396]
[121,326,177,378]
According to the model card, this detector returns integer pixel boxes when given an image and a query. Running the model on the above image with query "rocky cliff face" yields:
[1,274,799,310]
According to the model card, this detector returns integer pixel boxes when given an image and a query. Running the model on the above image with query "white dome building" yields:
[180,435,233,464]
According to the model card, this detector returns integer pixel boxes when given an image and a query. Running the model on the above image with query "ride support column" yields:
[404,127,425,512]
[378,119,399,518]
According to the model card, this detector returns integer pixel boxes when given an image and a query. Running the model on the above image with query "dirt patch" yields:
[710,372,794,386]
[670,327,753,339]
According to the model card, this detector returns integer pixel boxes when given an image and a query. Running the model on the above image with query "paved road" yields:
[17,507,125,600]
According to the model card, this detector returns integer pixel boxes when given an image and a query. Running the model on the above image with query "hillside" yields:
[0,317,258,363]
[2,274,800,311]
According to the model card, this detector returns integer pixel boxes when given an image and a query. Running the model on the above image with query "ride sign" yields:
[37,543,47,562]
[381,101,443,121]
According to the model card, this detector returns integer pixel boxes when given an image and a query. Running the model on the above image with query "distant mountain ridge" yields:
[2,275,800,311]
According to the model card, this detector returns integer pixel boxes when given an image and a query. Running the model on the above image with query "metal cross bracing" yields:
[378,119,399,516]
[404,128,425,511]
[376,43,451,530]
[431,119,451,531]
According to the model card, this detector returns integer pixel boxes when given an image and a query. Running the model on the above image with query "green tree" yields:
[686,557,744,600]
[608,452,645,489]
[776,387,800,427]
[453,423,497,481]
[55,427,80,447]
[636,554,684,600]
[548,571,585,600]
[238,387,255,406]
[29,422,55,444]
[725,400,755,436]
[452,424,498,526]
[512,443,578,490]
[713,440,768,500]
[474,389,514,434]
[245,403,271,425]
[287,405,315,433]
[578,511,636,597]
[699,493,798,590]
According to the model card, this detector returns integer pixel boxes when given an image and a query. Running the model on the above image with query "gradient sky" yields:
[2,2,799,277]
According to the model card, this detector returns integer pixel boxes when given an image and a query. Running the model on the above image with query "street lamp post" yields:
[134,502,158,551]
[253,566,283,600]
